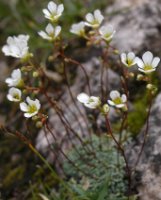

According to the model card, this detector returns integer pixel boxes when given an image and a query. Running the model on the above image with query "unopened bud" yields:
[137,74,144,81]
[114,49,119,55]
[36,121,43,128]
[102,104,110,114]
[129,72,134,78]
[146,84,153,90]
[32,116,39,121]
[33,71,39,78]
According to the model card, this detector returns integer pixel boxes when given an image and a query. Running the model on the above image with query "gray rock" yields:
[106,0,161,53]
[36,57,121,161]
[128,93,161,200]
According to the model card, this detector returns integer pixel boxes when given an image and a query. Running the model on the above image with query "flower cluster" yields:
[2,35,32,61]
[77,90,127,113]
[70,9,116,44]
[121,51,160,73]
[5,69,41,118]
[38,1,64,41]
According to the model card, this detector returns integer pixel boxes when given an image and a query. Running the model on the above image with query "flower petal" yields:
[55,26,61,37]
[48,1,56,13]
[85,13,94,23]
[57,4,64,14]
[121,94,127,103]
[94,9,104,23]
[142,51,153,65]
[46,23,54,34]
[107,100,115,106]
[110,90,120,100]
[135,57,144,68]
[151,57,160,68]
[128,52,135,60]
[20,102,28,112]
[77,93,89,104]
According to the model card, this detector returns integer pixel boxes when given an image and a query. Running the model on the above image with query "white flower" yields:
[108,90,127,108]
[20,97,41,118]
[99,25,116,42]
[2,35,30,59]
[5,69,23,87]
[43,1,64,22]
[70,22,85,36]
[85,9,104,28]
[77,93,101,109]
[7,87,22,102]
[38,23,61,41]
[135,51,160,74]
[121,52,137,67]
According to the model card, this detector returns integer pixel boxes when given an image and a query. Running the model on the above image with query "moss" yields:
[127,93,147,136]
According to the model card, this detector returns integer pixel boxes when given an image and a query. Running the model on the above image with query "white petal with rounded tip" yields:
[48,1,56,13]
[94,9,104,23]
[121,94,127,103]
[12,69,21,79]
[151,57,160,68]
[7,94,13,101]
[38,31,51,40]
[26,96,34,105]
[20,102,28,112]
[77,93,89,104]
[24,112,37,118]
[57,4,64,14]
[85,13,94,23]
[110,90,120,100]
[128,52,135,60]
[43,9,51,17]
[55,26,61,37]
[135,57,144,68]
[121,53,126,62]
[46,23,54,34]
[142,51,153,65]
[9,87,21,96]
[107,100,115,106]
[115,104,125,108]
[70,22,85,34]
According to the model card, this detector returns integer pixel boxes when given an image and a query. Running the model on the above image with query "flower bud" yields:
[33,71,39,78]
[36,121,43,128]
[137,74,144,81]
[102,104,110,115]
[146,84,153,90]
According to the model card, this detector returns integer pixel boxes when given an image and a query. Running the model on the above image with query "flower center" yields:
[28,104,37,114]
[91,19,99,25]
[113,97,122,105]
[13,93,20,100]
[126,58,133,66]
[144,65,153,71]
